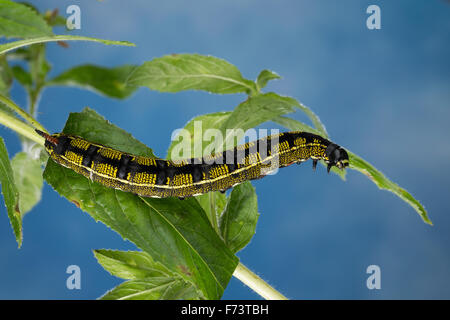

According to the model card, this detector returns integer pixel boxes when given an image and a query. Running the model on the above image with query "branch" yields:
[233,262,288,300]
[0,110,44,146]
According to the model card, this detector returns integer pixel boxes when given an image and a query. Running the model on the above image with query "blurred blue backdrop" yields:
[0,0,449,299]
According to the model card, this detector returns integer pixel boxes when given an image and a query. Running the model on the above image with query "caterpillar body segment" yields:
[36,130,349,199]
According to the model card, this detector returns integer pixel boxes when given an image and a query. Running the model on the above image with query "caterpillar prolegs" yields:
[36,130,349,199]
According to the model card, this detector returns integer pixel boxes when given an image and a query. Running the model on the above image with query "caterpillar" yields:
[36,130,349,199]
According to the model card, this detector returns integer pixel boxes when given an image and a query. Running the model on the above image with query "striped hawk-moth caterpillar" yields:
[36,130,349,199]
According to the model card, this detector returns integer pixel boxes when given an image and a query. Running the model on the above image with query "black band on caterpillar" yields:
[36,130,349,199]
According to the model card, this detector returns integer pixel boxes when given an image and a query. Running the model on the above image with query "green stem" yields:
[233,262,288,300]
[0,35,135,56]
[0,110,44,145]
[0,94,47,133]
[28,87,42,119]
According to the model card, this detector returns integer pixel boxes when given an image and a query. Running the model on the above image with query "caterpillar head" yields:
[325,143,349,173]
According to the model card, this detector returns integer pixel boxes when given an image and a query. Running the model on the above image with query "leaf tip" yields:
[421,213,433,226]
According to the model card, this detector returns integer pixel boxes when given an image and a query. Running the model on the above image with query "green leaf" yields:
[11,65,32,88]
[48,64,138,99]
[10,151,43,215]
[166,97,295,230]
[275,116,430,225]
[273,115,322,135]
[284,98,328,137]
[93,249,173,280]
[0,137,22,247]
[256,69,280,90]
[348,152,431,225]
[196,191,227,228]
[43,108,238,299]
[59,107,156,158]
[127,53,257,95]
[0,35,135,56]
[166,94,296,235]
[94,249,202,299]
[0,55,13,95]
[166,112,231,228]
[167,112,232,161]
[273,115,346,179]
[100,277,200,300]
[268,95,328,138]
[219,92,298,149]
[0,0,53,38]
[219,182,259,253]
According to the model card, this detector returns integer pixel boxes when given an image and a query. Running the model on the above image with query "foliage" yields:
[0,1,431,300]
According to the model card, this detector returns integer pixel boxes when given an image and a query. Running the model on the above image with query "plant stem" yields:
[0,35,135,56]
[233,262,288,300]
[28,88,42,119]
[0,94,47,133]
[0,110,44,145]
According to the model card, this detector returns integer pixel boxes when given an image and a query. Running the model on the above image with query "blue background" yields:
[0,0,449,299]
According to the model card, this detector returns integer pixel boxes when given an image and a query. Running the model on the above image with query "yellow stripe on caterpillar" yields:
[36,130,349,199]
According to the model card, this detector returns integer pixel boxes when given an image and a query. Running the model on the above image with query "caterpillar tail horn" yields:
[35,129,59,145]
